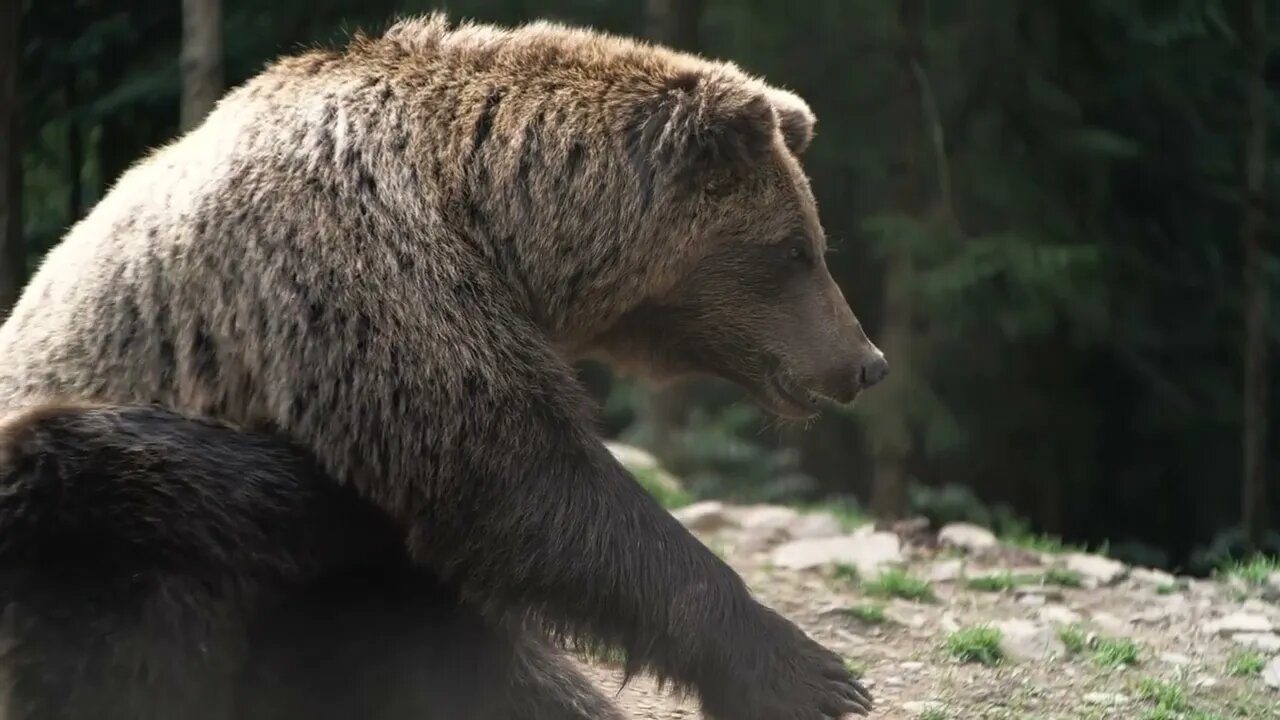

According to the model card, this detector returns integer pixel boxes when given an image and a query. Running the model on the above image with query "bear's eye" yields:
[788,245,807,262]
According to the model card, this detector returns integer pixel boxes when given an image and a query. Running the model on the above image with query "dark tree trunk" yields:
[180,0,223,132]
[0,0,23,322]
[645,0,704,51]
[1241,0,1270,549]
[66,70,82,222]
[869,0,927,520]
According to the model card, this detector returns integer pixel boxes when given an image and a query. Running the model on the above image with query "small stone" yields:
[929,558,964,583]
[673,501,732,533]
[1204,612,1274,636]
[1132,606,1173,625]
[995,619,1064,662]
[736,505,800,533]
[1263,656,1280,689]
[1130,566,1177,588]
[1083,692,1129,706]
[1092,611,1132,635]
[899,661,925,671]
[770,532,903,575]
[789,512,844,540]
[901,700,946,716]
[937,522,998,552]
[1159,652,1192,666]
[1065,553,1128,587]
[1037,605,1082,626]
[1231,632,1280,653]
[1018,594,1047,607]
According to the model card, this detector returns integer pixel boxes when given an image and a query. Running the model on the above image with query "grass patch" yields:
[863,568,935,602]
[804,499,871,531]
[1043,567,1084,587]
[1155,582,1177,595]
[1137,678,1189,712]
[1093,635,1140,668]
[945,625,1003,666]
[1218,554,1280,586]
[843,658,866,679]
[965,571,1020,592]
[631,466,693,509]
[1226,650,1267,677]
[1058,624,1088,655]
[843,603,887,624]
[920,707,948,720]
[832,563,860,584]
[1001,532,1084,555]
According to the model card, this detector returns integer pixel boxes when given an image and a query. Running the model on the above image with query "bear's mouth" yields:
[761,375,822,420]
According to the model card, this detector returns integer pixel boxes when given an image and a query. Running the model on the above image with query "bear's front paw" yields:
[698,609,873,719]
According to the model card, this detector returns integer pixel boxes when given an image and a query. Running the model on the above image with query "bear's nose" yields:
[859,353,890,388]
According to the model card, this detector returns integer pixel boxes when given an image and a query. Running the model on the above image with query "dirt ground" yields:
[577,511,1280,720]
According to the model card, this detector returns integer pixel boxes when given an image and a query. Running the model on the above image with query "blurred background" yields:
[1,0,1276,574]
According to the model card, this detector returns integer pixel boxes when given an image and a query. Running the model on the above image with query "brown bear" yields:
[0,13,887,720]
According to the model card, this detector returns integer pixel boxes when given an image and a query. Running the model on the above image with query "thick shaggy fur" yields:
[0,13,882,720]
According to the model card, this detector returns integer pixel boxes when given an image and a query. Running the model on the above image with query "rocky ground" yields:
[577,451,1280,719]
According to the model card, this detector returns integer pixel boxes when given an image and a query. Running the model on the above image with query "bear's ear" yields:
[762,87,816,156]
[631,71,778,185]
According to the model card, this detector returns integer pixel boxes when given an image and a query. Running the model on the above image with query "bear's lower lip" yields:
[768,377,821,417]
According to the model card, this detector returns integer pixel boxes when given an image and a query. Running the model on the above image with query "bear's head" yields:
[586,69,887,420]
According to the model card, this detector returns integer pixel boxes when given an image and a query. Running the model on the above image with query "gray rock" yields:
[1263,656,1280,689]
[937,522,998,552]
[1231,632,1280,653]
[1130,566,1178,588]
[789,512,845,540]
[770,532,903,575]
[1037,605,1082,626]
[901,701,946,717]
[995,619,1064,662]
[1065,553,1128,587]
[1204,612,1274,637]
[673,501,732,533]
[736,505,800,534]
[928,558,965,583]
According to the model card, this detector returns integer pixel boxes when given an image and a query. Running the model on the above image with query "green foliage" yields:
[1225,650,1266,677]
[629,466,693,509]
[862,569,935,602]
[945,625,1003,666]
[831,563,860,584]
[13,0,1280,575]
[1043,567,1084,588]
[1218,555,1280,586]
[1058,624,1088,655]
[1092,635,1141,668]
[843,603,887,625]
[1137,678,1190,714]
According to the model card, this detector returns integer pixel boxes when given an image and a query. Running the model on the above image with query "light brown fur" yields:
[0,13,882,719]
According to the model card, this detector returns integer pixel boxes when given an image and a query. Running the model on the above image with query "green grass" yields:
[1218,554,1280,586]
[1155,582,1177,595]
[863,568,935,602]
[920,707,948,720]
[1058,624,1088,655]
[946,625,1003,666]
[843,603,887,624]
[965,568,1081,592]
[1001,532,1085,555]
[965,571,1020,592]
[1092,635,1140,668]
[1137,678,1189,711]
[832,563,860,584]
[631,466,693,509]
[1226,650,1267,677]
[843,658,866,679]
[1043,567,1084,587]
[803,500,871,531]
